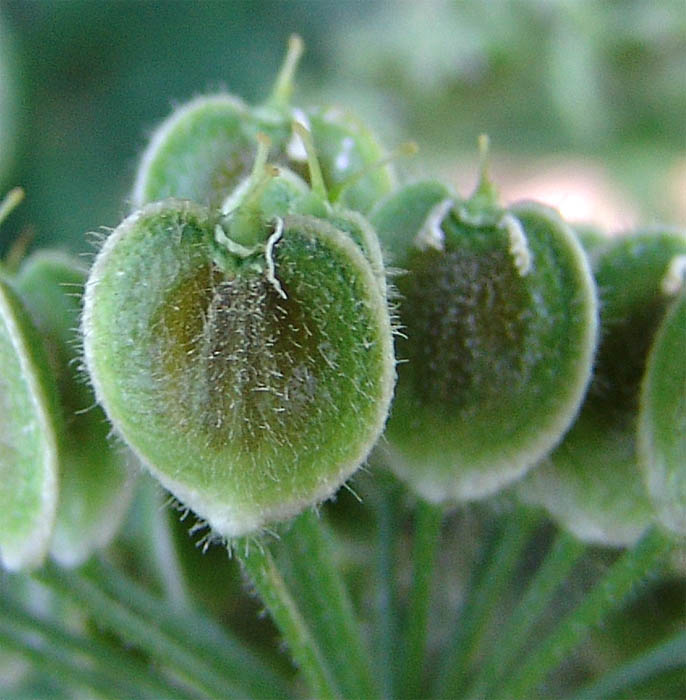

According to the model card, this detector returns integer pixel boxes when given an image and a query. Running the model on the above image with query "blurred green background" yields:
[0,0,684,257]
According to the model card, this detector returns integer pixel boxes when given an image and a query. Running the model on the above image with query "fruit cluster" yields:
[1,36,684,573]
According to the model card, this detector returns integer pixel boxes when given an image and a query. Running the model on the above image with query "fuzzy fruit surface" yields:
[16,253,133,567]
[521,229,686,545]
[132,98,394,215]
[132,95,289,210]
[0,275,59,570]
[83,201,394,537]
[375,189,596,502]
[639,287,686,536]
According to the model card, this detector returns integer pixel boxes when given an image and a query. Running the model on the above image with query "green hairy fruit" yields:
[638,259,686,536]
[0,273,60,571]
[521,229,686,545]
[83,144,395,537]
[15,252,135,567]
[132,35,395,214]
[0,190,60,571]
[371,167,598,503]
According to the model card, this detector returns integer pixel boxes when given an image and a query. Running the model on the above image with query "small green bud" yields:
[131,93,261,209]
[520,229,686,545]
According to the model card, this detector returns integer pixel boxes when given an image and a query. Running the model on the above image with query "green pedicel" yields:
[16,252,134,567]
[83,191,395,537]
[638,269,686,536]
[131,36,395,213]
[371,176,598,502]
[0,273,60,571]
[521,229,686,545]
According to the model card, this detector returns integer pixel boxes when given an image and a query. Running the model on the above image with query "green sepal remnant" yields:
[521,229,686,545]
[15,252,134,567]
[639,286,686,536]
[372,182,598,502]
[0,273,60,571]
[131,38,394,214]
[83,200,394,537]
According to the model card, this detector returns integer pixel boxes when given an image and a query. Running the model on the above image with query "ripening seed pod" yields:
[638,256,686,536]
[520,228,686,545]
[0,274,60,570]
[0,189,60,571]
[15,252,135,566]
[83,138,395,538]
[370,140,598,503]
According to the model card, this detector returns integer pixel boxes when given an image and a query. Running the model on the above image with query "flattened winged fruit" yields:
[638,281,686,537]
[0,272,59,570]
[83,152,394,538]
[521,229,686,545]
[16,252,135,566]
[370,148,598,502]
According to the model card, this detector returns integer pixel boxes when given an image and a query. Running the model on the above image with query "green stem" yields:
[466,529,586,699]
[35,563,246,700]
[0,593,191,700]
[372,481,402,700]
[397,499,444,700]
[268,34,304,109]
[434,508,539,699]
[149,494,192,611]
[87,558,291,699]
[236,539,339,699]
[276,509,379,699]
[497,528,673,699]
[570,628,686,700]
[292,121,328,201]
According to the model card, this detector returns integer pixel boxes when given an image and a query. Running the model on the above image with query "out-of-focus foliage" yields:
[321,0,686,225]
[0,10,18,185]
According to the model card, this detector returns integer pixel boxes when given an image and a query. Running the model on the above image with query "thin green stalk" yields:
[429,510,500,696]
[434,508,539,699]
[35,563,246,700]
[237,539,339,700]
[0,594,190,700]
[146,477,192,611]
[397,499,444,700]
[497,528,673,699]
[87,558,290,699]
[276,509,379,699]
[372,481,402,700]
[570,628,686,700]
[466,529,586,699]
